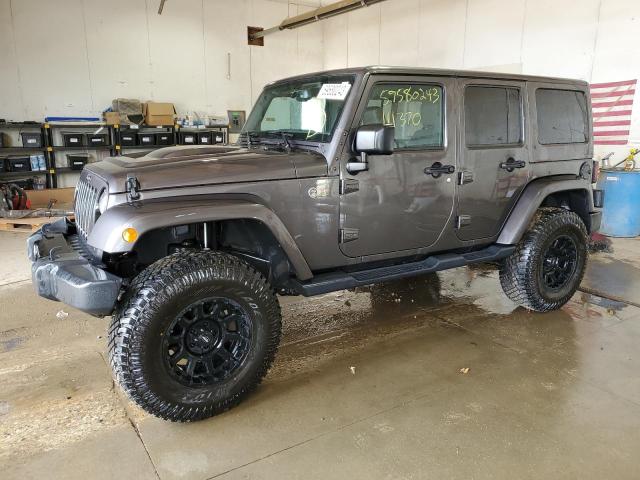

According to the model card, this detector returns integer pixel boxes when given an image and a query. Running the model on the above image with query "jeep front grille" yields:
[74,172,104,240]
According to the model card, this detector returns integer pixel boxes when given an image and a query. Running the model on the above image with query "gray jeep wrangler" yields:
[28,67,602,422]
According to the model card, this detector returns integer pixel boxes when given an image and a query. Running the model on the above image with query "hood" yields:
[87,145,328,194]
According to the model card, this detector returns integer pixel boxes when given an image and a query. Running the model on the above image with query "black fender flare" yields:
[497,177,594,245]
[88,197,313,280]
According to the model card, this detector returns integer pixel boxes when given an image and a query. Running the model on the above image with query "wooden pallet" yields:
[0,216,64,233]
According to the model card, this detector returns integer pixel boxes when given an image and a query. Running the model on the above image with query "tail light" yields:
[592,160,600,184]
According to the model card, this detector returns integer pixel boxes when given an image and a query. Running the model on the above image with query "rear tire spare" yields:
[499,208,587,312]
[108,250,282,422]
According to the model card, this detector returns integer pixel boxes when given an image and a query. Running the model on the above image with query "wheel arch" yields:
[497,176,595,245]
[88,197,313,281]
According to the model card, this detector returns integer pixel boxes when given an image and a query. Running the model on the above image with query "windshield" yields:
[242,74,355,143]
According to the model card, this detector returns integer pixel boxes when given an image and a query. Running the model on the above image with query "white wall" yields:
[0,0,323,120]
[321,0,640,158]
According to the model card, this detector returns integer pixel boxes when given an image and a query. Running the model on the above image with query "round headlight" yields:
[97,189,109,214]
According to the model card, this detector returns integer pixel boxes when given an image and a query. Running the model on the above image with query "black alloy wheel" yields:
[163,297,253,387]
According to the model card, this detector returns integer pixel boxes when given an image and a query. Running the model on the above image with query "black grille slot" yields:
[74,172,103,240]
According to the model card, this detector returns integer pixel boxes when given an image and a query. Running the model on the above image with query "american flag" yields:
[591,79,637,145]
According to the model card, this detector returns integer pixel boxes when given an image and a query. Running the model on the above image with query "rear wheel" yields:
[499,208,587,312]
[108,250,281,422]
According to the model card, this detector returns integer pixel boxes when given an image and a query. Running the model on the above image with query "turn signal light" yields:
[122,227,138,243]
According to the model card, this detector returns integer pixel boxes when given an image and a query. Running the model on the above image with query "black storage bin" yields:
[120,132,137,146]
[137,132,156,146]
[67,153,89,171]
[86,133,109,146]
[197,131,213,145]
[212,131,224,144]
[156,132,173,145]
[179,132,197,145]
[7,155,31,172]
[21,132,43,148]
[63,132,84,147]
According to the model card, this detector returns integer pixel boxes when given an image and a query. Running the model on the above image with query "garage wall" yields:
[321,0,640,156]
[0,0,323,121]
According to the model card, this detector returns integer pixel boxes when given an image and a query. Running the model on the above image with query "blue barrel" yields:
[598,170,640,237]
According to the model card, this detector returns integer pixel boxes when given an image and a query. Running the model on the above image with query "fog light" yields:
[122,227,138,243]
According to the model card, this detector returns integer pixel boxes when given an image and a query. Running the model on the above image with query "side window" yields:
[465,86,522,146]
[360,83,444,149]
[536,89,588,144]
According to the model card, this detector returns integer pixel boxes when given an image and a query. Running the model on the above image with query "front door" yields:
[339,76,456,258]
[456,79,530,241]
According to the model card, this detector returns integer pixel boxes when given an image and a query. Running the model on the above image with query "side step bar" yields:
[291,244,515,297]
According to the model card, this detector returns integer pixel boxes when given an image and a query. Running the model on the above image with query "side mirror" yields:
[347,124,395,174]
[354,124,394,155]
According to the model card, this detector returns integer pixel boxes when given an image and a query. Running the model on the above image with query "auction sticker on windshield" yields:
[317,82,352,100]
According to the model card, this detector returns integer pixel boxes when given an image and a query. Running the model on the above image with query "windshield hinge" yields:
[126,174,141,201]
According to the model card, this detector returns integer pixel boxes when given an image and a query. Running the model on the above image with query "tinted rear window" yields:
[465,86,522,146]
[536,89,588,144]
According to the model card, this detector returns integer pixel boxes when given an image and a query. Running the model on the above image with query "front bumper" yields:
[27,218,122,317]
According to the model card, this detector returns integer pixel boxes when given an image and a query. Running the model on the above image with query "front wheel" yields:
[108,251,281,422]
[499,208,588,312]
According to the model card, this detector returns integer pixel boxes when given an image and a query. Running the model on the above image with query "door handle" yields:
[499,157,526,172]
[424,162,455,178]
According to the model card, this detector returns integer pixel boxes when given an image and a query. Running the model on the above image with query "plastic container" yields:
[86,133,109,146]
[7,155,31,172]
[598,170,640,237]
[63,132,84,147]
[67,153,89,171]
[120,132,137,146]
[156,132,173,145]
[137,133,156,146]
[197,131,213,144]
[21,132,42,148]
[180,132,197,145]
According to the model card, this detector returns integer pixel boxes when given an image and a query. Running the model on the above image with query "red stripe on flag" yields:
[592,109,633,117]
[590,89,635,99]
[593,120,631,127]
[594,139,628,145]
[591,79,637,89]
[593,130,630,136]
[592,99,634,108]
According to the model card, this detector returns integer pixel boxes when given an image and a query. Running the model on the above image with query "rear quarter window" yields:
[536,89,588,144]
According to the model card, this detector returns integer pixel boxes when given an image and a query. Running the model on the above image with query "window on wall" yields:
[465,86,522,146]
[536,89,588,144]
[360,83,444,149]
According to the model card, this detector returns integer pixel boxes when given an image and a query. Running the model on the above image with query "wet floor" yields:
[1,232,640,479]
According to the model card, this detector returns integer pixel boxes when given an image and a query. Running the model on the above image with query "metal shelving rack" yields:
[2,120,230,189]
[0,122,51,187]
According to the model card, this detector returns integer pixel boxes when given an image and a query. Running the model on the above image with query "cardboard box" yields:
[28,188,75,210]
[104,112,121,125]
[143,102,176,126]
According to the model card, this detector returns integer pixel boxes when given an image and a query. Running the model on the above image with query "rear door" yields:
[456,79,530,240]
[339,75,456,257]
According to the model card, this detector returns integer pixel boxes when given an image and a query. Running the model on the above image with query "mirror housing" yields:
[354,124,395,155]
[347,124,394,174]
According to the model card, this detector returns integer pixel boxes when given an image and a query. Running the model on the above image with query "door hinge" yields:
[339,228,359,243]
[456,215,471,229]
[340,178,360,195]
[458,171,474,185]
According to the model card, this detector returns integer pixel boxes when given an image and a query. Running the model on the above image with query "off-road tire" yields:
[499,208,587,312]
[108,250,281,422]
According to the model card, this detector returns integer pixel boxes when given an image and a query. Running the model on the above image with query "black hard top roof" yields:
[269,65,589,87]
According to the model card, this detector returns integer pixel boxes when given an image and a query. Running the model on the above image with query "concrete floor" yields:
[1,231,640,479]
